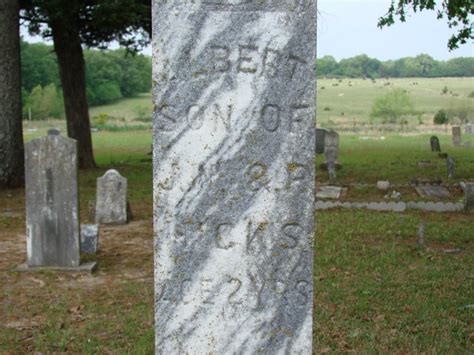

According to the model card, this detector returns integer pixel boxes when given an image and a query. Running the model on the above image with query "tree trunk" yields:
[50,17,96,169]
[0,0,25,188]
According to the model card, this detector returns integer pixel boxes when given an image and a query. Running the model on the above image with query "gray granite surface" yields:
[24,135,80,267]
[152,0,316,353]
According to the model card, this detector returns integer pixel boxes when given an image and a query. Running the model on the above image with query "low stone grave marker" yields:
[95,169,128,225]
[17,133,96,272]
[430,136,441,152]
[80,224,99,254]
[415,185,450,199]
[316,186,346,199]
[447,156,456,179]
[376,181,390,191]
[452,126,461,146]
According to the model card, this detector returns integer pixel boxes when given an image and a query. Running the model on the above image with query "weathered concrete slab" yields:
[415,185,450,199]
[153,0,317,353]
[316,186,342,199]
[24,135,80,267]
[16,261,97,273]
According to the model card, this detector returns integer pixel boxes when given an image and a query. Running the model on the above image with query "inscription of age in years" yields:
[156,102,312,133]
[157,277,311,310]
[157,219,311,309]
[191,44,309,80]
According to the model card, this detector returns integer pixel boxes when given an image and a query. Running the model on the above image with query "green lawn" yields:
[2,77,473,352]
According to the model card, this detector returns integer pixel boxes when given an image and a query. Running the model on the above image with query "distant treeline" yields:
[21,40,151,120]
[316,54,474,78]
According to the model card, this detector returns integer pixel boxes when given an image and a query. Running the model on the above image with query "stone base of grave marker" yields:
[16,261,97,273]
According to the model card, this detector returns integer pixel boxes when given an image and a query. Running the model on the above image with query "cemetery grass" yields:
[315,209,474,353]
[1,130,473,352]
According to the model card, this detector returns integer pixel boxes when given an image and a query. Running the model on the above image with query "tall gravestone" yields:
[95,169,128,225]
[18,134,95,272]
[153,0,316,353]
[452,126,461,146]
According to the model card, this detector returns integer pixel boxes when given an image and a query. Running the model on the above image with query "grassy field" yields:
[1,77,473,352]
[22,77,473,138]
[317,77,474,131]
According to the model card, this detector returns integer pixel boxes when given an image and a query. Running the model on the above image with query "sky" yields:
[21,0,473,61]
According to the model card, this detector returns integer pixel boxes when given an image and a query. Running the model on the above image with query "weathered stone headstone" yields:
[465,124,472,135]
[377,180,390,191]
[47,128,60,136]
[96,169,128,225]
[430,136,441,152]
[153,0,316,352]
[324,129,339,181]
[463,183,474,212]
[80,224,99,254]
[316,128,327,154]
[452,126,461,146]
[18,135,95,272]
[447,156,456,179]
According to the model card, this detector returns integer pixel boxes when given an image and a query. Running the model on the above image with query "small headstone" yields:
[464,141,472,148]
[47,128,60,136]
[430,136,441,152]
[95,169,128,225]
[438,152,448,159]
[324,130,339,181]
[452,126,461,146]
[316,128,327,154]
[80,224,99,254]
[18,135,95,272]
[316,186,343,199]
[415,185,450,199]
[464,183,474,212]
[465,124,472,135]
[376,181,390,191]
[447,156,456,179]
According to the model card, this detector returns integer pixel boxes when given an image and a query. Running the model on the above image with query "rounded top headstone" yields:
[47,128,61,136]
[103,169,121,178]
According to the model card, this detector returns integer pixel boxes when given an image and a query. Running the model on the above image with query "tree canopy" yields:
[379,0,474,50]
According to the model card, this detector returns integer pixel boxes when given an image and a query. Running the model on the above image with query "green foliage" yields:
[316,54,474,78]
[92,113,110,126]
[446,102,474,123]
[21,41,152,108]
[370,89,415,124]
[433,109,449,124]
[378,0,474,50]
[23,83,64,120]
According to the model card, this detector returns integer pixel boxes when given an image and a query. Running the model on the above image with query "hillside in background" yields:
[21,40,152,120]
